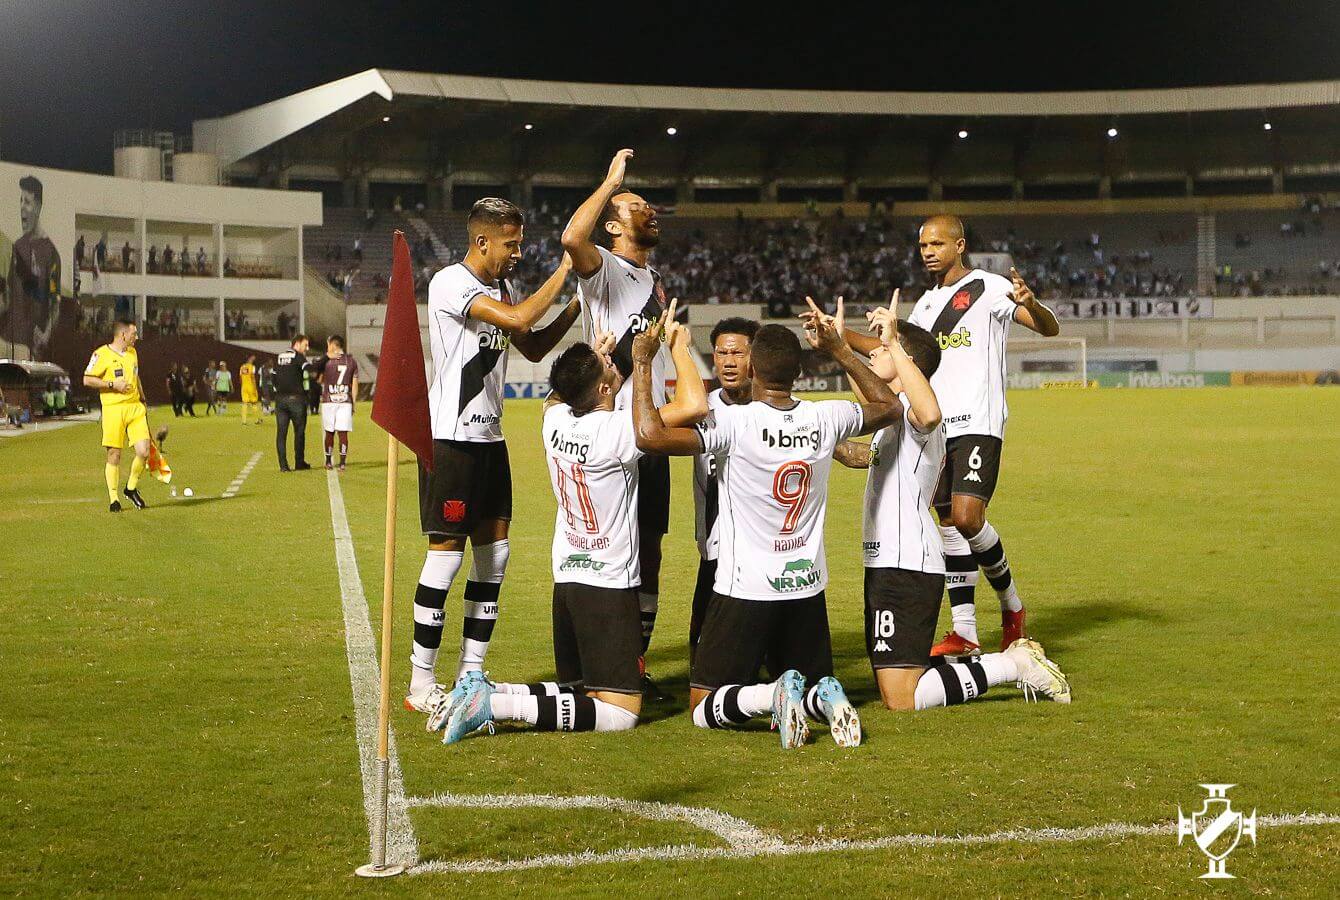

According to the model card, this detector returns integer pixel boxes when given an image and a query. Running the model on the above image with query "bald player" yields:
[562,149,675,697]
[845,215,1059,657]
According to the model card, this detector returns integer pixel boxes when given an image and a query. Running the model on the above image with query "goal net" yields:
[1006,337,1089,389]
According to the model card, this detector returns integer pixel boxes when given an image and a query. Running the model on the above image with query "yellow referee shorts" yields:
[102,402,150,448]
[241,386,259,403]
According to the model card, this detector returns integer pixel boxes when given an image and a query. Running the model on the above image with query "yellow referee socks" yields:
[105,464,120,503]
[127,456,146,491]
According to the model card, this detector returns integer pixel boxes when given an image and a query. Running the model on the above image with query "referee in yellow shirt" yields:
[239,354,260,425]
[83,319,152,512]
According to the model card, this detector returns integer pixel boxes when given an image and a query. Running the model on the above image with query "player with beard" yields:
[404,198,582,716]
[562,149,675,697]
[690,317,758,663]
[842,216,1059,657]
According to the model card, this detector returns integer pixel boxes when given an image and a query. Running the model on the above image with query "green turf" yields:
[1,389,1337,895]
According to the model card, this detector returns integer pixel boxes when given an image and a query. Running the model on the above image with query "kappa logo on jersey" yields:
[442,499,467,522]
[873,640,892,652]
[768,557,822,592]
[951,289,973,311]
[937,327,972,350]
[559,553,608,573]
[761,427,820,450]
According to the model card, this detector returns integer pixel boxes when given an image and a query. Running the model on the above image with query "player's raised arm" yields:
[511,254,583,362]
[804,296,899,435]
[1008,267,1060,337]
[632,310,702,455]
[868,302,941,432]
[653,301,709,427]
[469,253,575,336]
[561,149,634,277]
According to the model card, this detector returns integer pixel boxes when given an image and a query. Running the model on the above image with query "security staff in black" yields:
[273,334,313,471]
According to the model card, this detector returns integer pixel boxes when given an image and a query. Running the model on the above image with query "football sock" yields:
[323,431,334,464]
[409,549,464,694]
[338,432,348,465]
[913,654,1019,709]
[457,539,509,682]
[941,525,980,644]
[692,683,773,728]
[492,693,638,732]
[494,681,578,696]
[967,521,1024,614]
[104,463,120,503]
[802,684,830,724]
[638,591,658,655]
[126,455,146,490]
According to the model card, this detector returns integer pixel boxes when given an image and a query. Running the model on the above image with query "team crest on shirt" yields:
[768,558,821,592]
[951,289,973,311]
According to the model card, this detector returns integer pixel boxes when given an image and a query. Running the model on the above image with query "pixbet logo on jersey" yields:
[937,327,972,349]
[478,329,509,351]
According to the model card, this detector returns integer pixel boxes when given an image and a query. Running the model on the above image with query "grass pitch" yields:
[1,387,1337,896]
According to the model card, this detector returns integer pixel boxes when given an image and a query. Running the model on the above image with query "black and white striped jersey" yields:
[907,269,1017,440]
[426,263,515,443]
[577,245,672,410]
[862,395,947,574]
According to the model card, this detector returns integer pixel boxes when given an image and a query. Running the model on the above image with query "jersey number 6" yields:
[772,461,812,535]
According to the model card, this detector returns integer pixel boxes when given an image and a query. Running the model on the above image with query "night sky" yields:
[3,0,1339,173]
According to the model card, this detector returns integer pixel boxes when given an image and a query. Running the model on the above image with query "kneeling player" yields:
[634,301,900,748]
[433,314,707,742]
[839,299,1070,709]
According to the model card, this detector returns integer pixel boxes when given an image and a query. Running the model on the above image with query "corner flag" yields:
[371,231,433,471]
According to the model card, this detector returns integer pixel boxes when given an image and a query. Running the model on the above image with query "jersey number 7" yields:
[772,461,812,535]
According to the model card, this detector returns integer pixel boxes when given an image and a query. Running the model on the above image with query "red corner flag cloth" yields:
[370,231,434,471]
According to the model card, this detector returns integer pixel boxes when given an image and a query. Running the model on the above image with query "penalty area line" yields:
[405,806,1340,875]
[220,451,262,499]
[326,468,419,868]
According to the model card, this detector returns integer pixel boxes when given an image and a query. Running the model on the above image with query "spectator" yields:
[202,361,218,415]
[121,241,131,272]
[197,246,208,275]
[147,244,158,273]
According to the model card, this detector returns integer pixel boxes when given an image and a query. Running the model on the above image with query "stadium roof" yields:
[195,69,1340,169]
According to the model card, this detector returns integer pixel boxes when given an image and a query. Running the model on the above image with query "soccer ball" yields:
[183,487,194,497]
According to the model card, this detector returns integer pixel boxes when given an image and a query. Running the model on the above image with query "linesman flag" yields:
[371,231,433,470]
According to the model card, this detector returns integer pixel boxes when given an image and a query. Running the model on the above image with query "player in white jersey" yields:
[431,318,708,743]
[562,149,676,697]
[690,317,759,664]
[848,215,1060,659]
[633,305,899,749]
[833,298,1070,710]
[406,198,584,715]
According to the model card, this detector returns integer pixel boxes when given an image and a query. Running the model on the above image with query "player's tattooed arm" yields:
[657,302,709,427]
[1008,266,1060,337]
[868,294,941,432]
[631,306,701,455]
[469,253,574,336]
[833,439,872,469]
[804,296,900,435]
[561,149,634,277]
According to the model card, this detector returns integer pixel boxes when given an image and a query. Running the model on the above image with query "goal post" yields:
[1006,337,1089,389]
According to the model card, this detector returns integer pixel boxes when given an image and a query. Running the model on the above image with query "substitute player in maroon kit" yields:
[318,334,358,471]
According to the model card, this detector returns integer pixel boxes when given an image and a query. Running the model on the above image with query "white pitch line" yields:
[220,451,262,499]
[408,792,784,852]
[407,805,1340,876]
[326,469,419,868]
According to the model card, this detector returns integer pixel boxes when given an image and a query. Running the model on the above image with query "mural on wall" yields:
[0,173,68,362]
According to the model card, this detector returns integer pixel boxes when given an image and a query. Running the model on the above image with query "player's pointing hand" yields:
[1009,266,1036,306]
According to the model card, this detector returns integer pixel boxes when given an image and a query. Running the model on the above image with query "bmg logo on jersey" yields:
[761,427,820,450]
[937,327,972,350]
